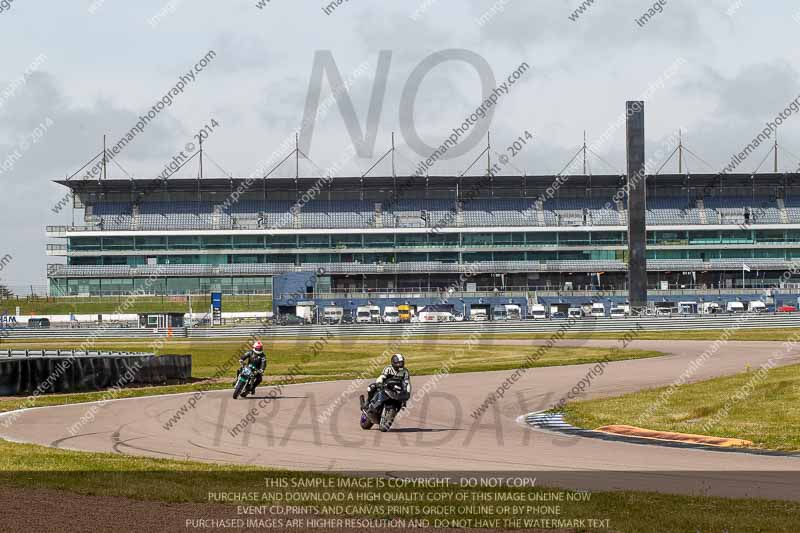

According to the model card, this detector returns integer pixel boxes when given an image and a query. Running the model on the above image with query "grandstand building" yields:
[46,172,800,311]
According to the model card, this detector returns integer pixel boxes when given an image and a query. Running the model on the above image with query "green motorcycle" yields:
[233,363,258,399]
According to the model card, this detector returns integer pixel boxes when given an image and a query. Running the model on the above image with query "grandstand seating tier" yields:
[83,196,798,230]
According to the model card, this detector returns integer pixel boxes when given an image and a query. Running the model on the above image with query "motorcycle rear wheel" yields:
[360,412,374,430]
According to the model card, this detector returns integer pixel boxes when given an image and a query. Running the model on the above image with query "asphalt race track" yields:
[2,340,800,501]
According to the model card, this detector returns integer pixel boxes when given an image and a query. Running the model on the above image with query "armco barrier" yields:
[2,314,800,340]
[0,352,192,395]
[0,326,182,339]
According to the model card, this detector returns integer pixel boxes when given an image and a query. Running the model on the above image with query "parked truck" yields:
[726,301,745,313]
[417,305,454,322]
[369,306,381,323]
[470,307,489,321]
[550,303,570,318]
[493,304,521,321]
[491,305,508,321]
[356,305,374,324]
[383,306,400,323]
[567,307,584,319]
[530,304,547,319]
[296,305,315,324]
[505,304,521,320]
[322,306,343,325]
[609,304,630,318]
[398,304,412,322]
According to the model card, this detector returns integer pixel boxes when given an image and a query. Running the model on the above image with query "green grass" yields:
[0,438,798,532]
[1,337,798,530]
[0,295,272,315]
[0,338,662,414]
[560,362,800,451]
[0,338,662,379]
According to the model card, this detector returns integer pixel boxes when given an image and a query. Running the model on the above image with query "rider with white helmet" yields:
[368,353,411,403]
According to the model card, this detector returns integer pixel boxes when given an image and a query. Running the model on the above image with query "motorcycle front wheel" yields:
[233,380,245,399]
[379,407,397,432]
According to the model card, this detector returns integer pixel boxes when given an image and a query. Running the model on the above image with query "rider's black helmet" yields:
[391,353,405,370]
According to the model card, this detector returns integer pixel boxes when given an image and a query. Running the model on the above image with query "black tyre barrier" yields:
[0,354,192,396]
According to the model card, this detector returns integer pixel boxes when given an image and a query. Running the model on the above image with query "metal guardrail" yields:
[189,315,800,337]
[2,314,800,339]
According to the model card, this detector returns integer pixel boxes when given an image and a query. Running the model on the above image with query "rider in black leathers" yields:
[367,353,411,407]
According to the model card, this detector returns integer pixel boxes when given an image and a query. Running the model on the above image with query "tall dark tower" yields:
[626,101,647,312]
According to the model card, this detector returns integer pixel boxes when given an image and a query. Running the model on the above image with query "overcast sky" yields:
[2,0,800,291]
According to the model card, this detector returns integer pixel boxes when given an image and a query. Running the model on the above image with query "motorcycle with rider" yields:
[360,353,411,432]
[233,340,267,399]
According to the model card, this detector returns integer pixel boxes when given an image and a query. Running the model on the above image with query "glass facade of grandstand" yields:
[46,174,800,295]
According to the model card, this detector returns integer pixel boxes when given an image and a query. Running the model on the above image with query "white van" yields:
[726,301,745,313]
[322,306,343,324]
[470,308,488,321]
[567,307,584,319]
[369,305,382,323]
[701,302,721,315]
[492,306,508,321]
[383,306,400,323]
[530,304,547,319]
[590,303,606,318]
[418,305,454,322]
[505,304,522,320]
[609,307,626,318]
[747,300,767,313]
[356,306,373,324]
[296,305,315,323]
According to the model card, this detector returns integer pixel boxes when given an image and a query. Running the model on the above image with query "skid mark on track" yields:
[188,439,243,457]
[50,431,111,449]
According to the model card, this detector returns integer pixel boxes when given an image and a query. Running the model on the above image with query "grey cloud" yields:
[680,62,800,121]
[475,0,705,50]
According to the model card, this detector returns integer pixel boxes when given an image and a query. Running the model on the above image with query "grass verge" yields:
[0,295,272,315]
[0,338,660,414]
[559,363,800,451]
[0,438,798,532]
[0,338,796,531]
[0,337,662,380]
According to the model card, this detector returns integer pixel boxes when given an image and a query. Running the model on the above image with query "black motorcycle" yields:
[359,377,410,432]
